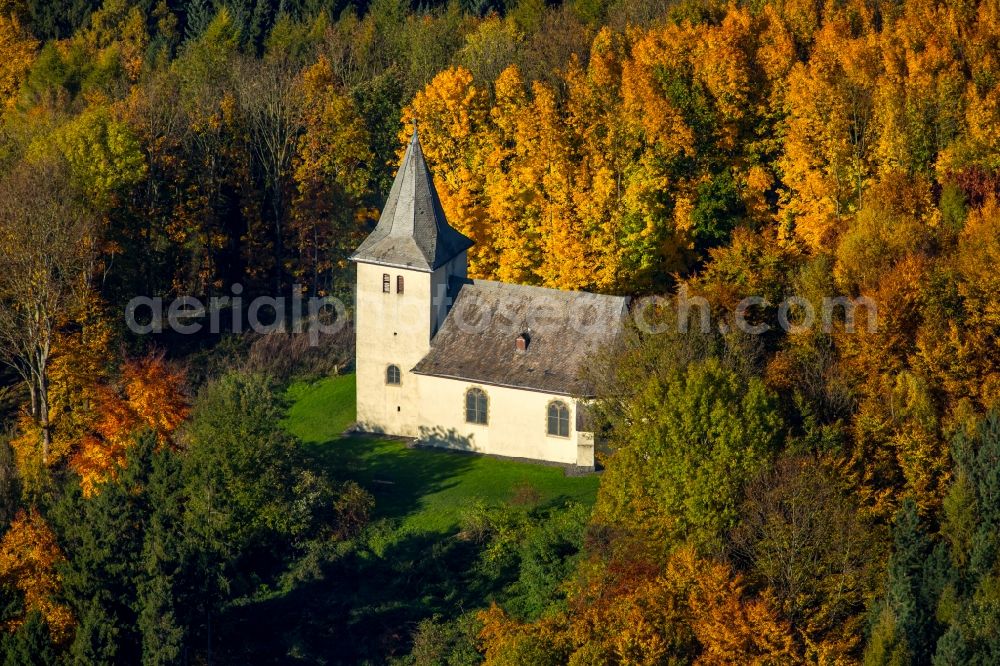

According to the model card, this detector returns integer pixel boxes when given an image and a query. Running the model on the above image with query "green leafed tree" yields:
[594,354,783,554]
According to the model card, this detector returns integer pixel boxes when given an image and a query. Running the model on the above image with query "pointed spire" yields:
[350,123,473,271]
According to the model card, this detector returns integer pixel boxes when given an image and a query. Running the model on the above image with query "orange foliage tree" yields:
[479,547,795,664]
[70,354,188,497]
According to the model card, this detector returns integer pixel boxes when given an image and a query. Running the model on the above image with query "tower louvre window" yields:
[397,275,404,294]
[382,273,390,293]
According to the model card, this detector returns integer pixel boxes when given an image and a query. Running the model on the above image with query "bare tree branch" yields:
[0,157,97,460]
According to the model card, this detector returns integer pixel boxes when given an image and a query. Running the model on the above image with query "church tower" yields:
[350,128,473,436]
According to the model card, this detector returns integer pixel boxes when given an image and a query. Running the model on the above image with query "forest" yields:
[0,0,999,663]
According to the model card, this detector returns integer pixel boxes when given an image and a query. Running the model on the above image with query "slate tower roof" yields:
[350,127,473,271]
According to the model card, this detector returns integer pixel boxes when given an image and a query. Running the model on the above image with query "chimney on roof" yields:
[516,332,529,352]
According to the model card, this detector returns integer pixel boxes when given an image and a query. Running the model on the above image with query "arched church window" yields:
[547,401,570,437]
[466,388,488,424]
[386,364,401,385]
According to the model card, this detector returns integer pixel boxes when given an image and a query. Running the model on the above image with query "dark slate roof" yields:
[350,130,473,271]
[411,278,629,396]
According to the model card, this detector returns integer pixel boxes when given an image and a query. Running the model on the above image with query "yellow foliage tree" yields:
[681,547,796,664]
[479,547,796,664]
[8,299,115,494]
[403,67,491,275]
[779,18,880,252]
[79,0,149,82]
[481,65,541,285]
[0,510,74,643]
[292,55,372,294]
[0,11,36,107]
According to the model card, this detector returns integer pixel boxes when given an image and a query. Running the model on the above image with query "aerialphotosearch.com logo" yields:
[434,281,877,338]
[125,283,348,344]
[632,285,879,335]
[124,283,878,344]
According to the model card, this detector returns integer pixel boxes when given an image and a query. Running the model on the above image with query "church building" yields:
[350,129,628,469]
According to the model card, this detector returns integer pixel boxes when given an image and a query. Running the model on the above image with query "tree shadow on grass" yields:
[301,429,479,528]
[218,525,504,664]
[233,429,589,663]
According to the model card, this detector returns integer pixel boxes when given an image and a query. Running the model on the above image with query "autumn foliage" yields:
[0,0,999,662]
[70,354,188,497]
[0,510,73,643]
[478,547,794,664]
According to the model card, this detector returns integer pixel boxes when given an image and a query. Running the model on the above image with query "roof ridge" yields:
[452,276,629,301]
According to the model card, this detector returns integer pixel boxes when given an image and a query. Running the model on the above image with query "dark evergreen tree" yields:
[248,0,273,51]
[184,0,216,40]
[51,438,156,663]
[179,371,337,656]
[931,413,1000,663]
[137,444,189,666]
[137,572,185,666]
[69,598,120,665]
[0,438,21,529]
[508,503,588,621]
[24,0,102,40]
[865,498,941,665]
[1,612,58,666]
[955,415,1000,580]
[889,499,938,661]
[689,169,746,254]
[933,625,971,666]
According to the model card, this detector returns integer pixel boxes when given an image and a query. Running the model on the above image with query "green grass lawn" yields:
[284,373,600,534]
[227,374,602,662]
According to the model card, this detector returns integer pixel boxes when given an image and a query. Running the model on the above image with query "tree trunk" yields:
[27,379,38,420]
[38,369,50,463]
[272,179,284,295]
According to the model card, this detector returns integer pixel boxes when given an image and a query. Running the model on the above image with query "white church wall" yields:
[355,261,435,437]
[414,374,587,466]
